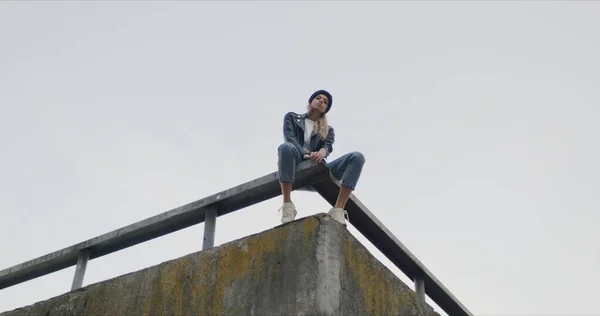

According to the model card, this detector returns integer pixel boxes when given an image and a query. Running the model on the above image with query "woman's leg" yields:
[280,183,292,203]
[277,142,302,223]
[325,151,366,224]
[335,187,353,209]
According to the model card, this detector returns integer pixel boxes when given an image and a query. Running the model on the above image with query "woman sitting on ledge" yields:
[277,89,366,227]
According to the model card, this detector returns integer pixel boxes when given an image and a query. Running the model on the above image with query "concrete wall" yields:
[1,214,438,316]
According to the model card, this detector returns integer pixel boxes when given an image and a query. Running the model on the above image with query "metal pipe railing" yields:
[202,207,217,250]
[0,160,471,316]
[414,275,425,299]
[70,250,89,291]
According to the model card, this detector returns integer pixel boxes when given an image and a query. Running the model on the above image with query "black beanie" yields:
[309,89,333,113]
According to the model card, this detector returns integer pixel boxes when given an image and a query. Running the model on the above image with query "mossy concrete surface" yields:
[1,214,438,316]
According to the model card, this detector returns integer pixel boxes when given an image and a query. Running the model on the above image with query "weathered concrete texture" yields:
[1,214,438,316]
[340,225,439,316]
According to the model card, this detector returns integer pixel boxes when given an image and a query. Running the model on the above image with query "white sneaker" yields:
[278,202,297,224]
[328,207,349,226]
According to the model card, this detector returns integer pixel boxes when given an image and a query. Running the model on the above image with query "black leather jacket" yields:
[283,111,335,160]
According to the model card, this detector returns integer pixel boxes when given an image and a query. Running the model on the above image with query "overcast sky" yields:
[1,1,599,315]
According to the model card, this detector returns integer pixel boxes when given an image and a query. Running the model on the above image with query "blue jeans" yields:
[277,142,366,190]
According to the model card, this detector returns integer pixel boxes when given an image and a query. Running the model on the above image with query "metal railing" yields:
[0,161,472,316]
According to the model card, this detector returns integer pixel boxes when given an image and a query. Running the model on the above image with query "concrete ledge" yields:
[1,214,438,316]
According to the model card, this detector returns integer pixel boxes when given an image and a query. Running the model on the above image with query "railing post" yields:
[202,207,217,250]
[414,274,425,299]
[71,250,90,291]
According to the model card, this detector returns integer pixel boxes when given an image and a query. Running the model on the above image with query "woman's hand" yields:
[310,148,327,164]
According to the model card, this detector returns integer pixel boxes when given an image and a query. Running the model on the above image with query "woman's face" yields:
[308,94,329,114]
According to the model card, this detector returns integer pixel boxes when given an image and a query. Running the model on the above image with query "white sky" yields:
[1,1,599,315]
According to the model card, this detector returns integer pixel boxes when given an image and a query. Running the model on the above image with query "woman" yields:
[277,89,366,227]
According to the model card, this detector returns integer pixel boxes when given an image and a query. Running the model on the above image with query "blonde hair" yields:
[315,113,329,140]
[306,104,329,140]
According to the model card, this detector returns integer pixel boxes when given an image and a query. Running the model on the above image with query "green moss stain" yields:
[211,228,278,315]
[189,254,213,316]
[161,258,186,314]
[343,238,426,316]
[139,254,207,316]
[302,216,320,253]
[302,216,319,238]
[83,278,124,316]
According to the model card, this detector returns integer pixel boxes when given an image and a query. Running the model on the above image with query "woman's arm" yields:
[321,126,335,158]
[283,112,310,158]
